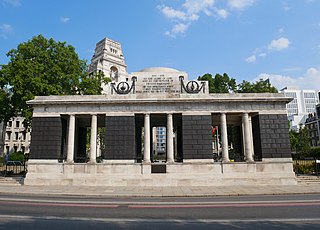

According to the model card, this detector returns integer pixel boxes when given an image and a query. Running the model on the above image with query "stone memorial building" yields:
[24,38,296,186]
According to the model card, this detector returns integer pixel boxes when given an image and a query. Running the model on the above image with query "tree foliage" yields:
[198,73,237,93]
[289,127,311,158]
[238,80,278,93]
[198,73,278,93]
[0,34,109,124]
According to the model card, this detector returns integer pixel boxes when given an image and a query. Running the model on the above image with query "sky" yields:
[0,0,320,90]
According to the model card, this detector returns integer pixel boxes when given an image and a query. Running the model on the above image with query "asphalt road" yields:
[0,194,319,229]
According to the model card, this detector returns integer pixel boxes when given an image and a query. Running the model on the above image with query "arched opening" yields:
[110,66,119,82]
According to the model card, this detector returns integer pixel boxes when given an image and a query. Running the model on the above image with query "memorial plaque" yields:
[135,75,181,94]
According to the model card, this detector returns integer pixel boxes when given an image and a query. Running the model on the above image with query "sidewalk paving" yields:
[0,183,319,197]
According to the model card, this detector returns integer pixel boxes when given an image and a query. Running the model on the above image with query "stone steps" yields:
[296,175,320,184]
[0,177,24,186]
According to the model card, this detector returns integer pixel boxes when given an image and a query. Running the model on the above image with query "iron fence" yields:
[293,158,319,175]
[1,161,27,177]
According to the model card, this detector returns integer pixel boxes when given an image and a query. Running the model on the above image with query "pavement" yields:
[0,181,319,197]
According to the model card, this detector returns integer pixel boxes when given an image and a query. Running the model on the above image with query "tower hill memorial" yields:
[24,38,296,186]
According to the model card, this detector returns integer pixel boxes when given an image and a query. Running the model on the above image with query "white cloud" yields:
[0,23,13,38]
[60,17,70,23]
[283,6,290,11]
[158,6,187,21]
[245,54,256,63]
[282,2,290,11]
[182,0,215,16]
[246,37,290,64]
[158,0,255,38]
[227,0,255,10]
[282,67,301,72]
[306,67,319,77]
[268,37,290,51]
[215,8,228,19]
[165,23,190,38]
[255,67,320,90]
[2,0,21,7]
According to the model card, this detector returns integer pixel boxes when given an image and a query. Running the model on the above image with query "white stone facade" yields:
[88,37,128,93]
[23,38,296,187]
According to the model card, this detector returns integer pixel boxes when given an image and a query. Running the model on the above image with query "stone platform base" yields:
[24,159,297,186]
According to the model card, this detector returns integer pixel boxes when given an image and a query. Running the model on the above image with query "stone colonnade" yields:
[64,112,255,164]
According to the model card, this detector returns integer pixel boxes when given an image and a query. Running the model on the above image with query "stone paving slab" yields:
[0,184,319,197]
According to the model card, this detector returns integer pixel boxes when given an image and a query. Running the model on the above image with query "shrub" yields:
[310,147,320,159]
[9,151,26,162]
[294,161,316,175]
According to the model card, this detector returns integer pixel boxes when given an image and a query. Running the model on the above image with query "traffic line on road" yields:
[1,215,320,224]
[129,202,320,208]
[1,196,320,206]
[0,201,118,208]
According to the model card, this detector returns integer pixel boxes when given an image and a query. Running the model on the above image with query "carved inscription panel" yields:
[136,75,181,94]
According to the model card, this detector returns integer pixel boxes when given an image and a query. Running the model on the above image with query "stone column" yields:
[67,114,75,163]
[144,114,151,163]
[249,115,255,158]
[242,122,246,158]
[220,113,229,162]
[242,113,254,162]
[167,113,174,163]
[89,114,97,163]
[152,127,157,156]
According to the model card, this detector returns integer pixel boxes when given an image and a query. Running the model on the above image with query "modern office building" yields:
[280,87,319,131]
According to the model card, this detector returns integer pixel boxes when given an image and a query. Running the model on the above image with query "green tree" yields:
[297,126,311,158]
[290,126,311,158]
[238,79,278,93]
[198,73,237,93]
[289,128,299,155]
[198,73,277,93]
[0,34,109,124]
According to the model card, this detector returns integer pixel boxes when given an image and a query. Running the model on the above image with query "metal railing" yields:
[293,158,319,176]
[3,161,27,177]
